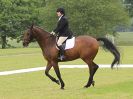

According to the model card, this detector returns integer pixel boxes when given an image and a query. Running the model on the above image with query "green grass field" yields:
[0,46,133,99]
[0,68,133,99]
[117,32,133,46]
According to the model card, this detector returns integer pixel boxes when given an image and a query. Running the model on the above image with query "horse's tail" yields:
[96,37,120,68]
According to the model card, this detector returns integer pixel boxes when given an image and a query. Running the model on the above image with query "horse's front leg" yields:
[52,61,65,89]
[45,62,60,85]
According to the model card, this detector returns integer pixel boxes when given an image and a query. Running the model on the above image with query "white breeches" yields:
[57,37,68,46]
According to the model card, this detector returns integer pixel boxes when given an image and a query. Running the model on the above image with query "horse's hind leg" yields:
[83,60,99,88]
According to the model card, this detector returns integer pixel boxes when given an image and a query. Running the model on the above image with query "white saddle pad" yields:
[65,37,75,50]
[56,37,75,50]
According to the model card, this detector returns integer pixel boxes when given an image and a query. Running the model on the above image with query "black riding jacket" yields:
[53,15,73,37]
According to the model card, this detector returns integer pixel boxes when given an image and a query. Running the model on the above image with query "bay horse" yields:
[23,25,120,89]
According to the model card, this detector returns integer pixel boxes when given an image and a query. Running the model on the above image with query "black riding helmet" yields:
[56,8,65,15]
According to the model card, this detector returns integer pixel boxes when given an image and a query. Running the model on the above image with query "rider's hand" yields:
[50,31,55,35]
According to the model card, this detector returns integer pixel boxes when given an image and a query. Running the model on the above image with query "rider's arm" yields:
[53,18,67,34]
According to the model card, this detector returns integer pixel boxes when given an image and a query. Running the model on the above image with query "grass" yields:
[0,46,133,99]
[0,68,133,99]
[0,48,44,71]
[0,46,133,71]
[6,38,39,48]
[116,32,133,46]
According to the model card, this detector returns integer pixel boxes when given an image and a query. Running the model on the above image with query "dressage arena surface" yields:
[0,64,133,76]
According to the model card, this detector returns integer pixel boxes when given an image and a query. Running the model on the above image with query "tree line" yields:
[0,0,131,48]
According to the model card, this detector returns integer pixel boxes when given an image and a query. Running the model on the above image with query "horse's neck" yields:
[33,27,55,50]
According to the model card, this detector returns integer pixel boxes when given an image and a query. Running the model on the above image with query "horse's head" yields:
[23,25,34,47]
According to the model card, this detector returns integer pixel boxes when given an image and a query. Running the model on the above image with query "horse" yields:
[23,25,120,89]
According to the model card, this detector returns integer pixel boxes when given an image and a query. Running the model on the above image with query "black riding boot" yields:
[58,46,65,60]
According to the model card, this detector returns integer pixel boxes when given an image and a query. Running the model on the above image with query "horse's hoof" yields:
[60,87,64,90]
[84,85,89,88]
[55,80,60,85]
[91,81,95,86]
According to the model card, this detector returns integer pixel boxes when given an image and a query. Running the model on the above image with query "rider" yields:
[51,7,73,60]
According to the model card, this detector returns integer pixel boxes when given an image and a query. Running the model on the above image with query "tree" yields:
[0,0,46,48]
[41,0,129,37]
[123,0,133,17]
